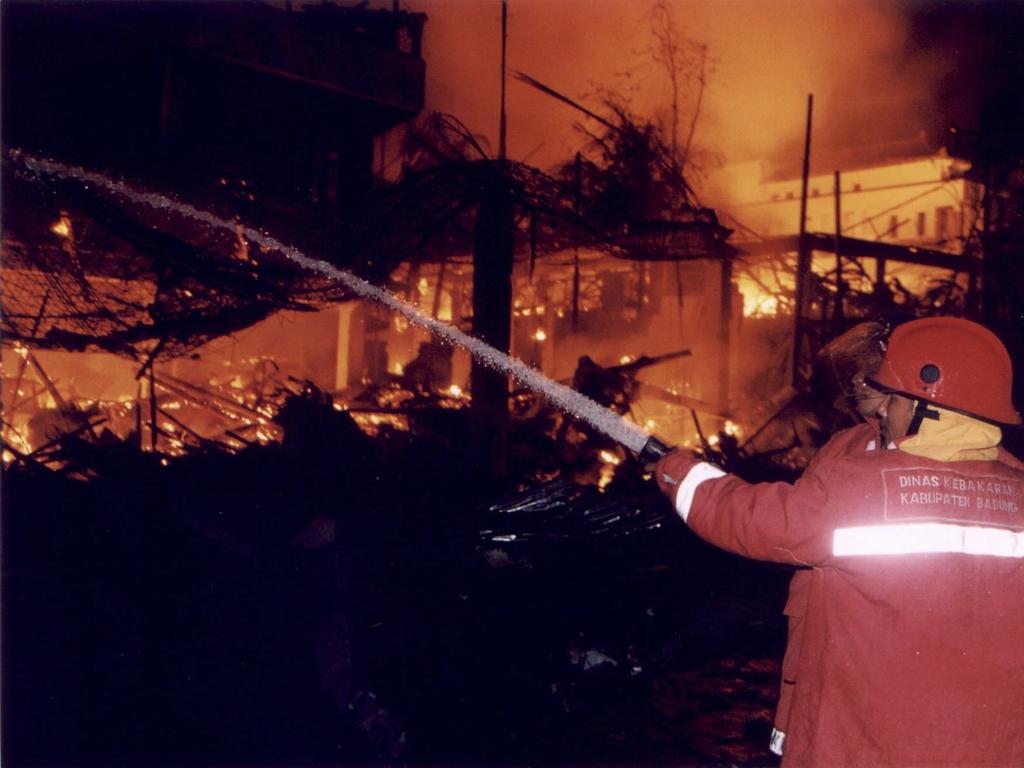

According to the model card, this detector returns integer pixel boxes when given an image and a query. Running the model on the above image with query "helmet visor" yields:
[819,321,889,399]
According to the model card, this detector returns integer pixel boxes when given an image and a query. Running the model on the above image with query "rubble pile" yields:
[3,381,796,767]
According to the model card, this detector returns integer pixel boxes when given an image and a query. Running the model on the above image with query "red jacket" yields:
[669,425,1024,767]
[773,422,880,749]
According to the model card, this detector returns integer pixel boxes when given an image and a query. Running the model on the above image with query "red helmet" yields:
[869,317,1020,425]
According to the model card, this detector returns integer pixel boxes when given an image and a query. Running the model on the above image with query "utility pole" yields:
[718,257,733,411]
[832,170,844,330]
[498,0,508,160]
[470,180,514,486]
[791,93,813,389]
[572,152,581,330]
[470,0,513,486]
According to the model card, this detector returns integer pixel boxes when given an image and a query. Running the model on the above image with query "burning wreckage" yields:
[1,105,989,765]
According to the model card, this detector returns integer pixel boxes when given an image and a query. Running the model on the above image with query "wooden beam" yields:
[738,233,977,274]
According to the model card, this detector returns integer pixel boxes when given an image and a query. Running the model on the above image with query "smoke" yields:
[904,0,1024,148]
[698,0,950,173]
[402,0,966,183]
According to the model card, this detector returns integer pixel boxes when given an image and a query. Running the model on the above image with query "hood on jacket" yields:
[898,407,1001,462]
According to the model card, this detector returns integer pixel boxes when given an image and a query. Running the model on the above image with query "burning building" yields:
[706,141,984,393]
[6,2,941,469]
[1,0,428,459]
[723,152,977,248]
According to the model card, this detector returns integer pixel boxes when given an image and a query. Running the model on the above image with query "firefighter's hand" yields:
[654,449,700,499]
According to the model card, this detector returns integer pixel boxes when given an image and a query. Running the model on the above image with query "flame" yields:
[736,275,783,318]
[4,429,31,455]
[597,449,621,491]
[723,420,742,438]
[448,384,463,397]
[233,221,251,262]
[533,328,547,342]
[351,412,410,436]
[50,212,73,239]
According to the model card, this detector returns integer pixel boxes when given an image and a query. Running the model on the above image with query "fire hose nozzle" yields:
[638,435,673,464]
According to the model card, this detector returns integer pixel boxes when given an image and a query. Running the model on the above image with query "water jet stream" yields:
[11,150,670,459]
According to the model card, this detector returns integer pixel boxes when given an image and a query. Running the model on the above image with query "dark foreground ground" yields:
[3,393,794,768]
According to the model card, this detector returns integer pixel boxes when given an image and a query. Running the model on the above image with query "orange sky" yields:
[399,0,951,184]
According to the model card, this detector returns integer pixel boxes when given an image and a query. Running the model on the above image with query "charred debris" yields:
[1,63,786,768]
[3,93,793,764]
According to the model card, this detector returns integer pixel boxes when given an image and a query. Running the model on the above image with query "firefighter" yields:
[769,316,913,745]
[655,317,1024,766]
[769,319,893,755]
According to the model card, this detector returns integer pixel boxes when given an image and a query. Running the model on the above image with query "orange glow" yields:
[736,275,784,318]
[597,449,622,490]
[351,412,409,436]
[233,221,252,262]
[3,427,31,455]
[50,213,73,239]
